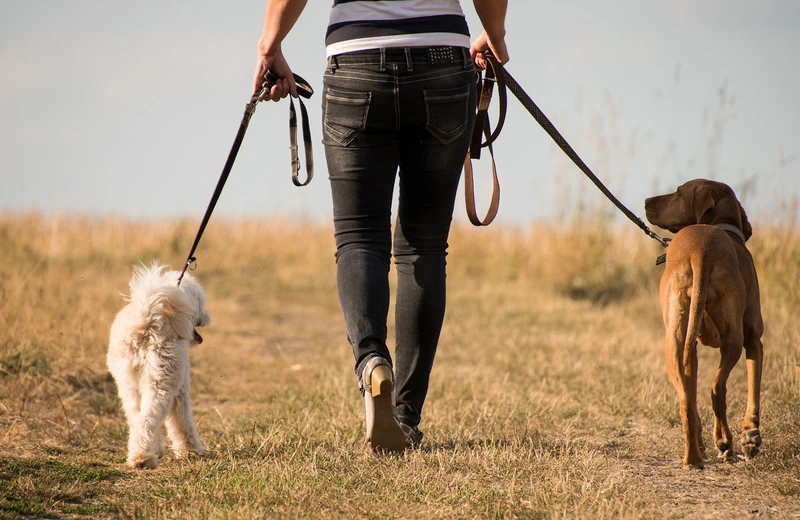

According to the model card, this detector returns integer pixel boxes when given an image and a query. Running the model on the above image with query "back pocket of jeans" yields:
[424,84,470,145]
[324,88,371,146]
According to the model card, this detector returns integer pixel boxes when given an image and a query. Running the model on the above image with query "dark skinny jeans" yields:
[322,47,477,429]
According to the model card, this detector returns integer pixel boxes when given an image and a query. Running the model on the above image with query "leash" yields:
[177,71,314,286]
[464,56,671,260]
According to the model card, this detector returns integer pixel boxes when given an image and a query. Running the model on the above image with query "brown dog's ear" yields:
[693,186,716,223]
[738,200,753,241]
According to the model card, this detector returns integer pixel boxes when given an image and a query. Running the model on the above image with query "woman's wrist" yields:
[485,26,506,43]
[257,39,281,57]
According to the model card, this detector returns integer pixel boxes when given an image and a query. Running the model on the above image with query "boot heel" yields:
[361,358,408,453]
[370,365,393,397]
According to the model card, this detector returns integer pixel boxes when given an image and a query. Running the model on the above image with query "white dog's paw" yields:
[127,451,160,470]
[154,433,166,459]
[193,443,208,455]
[173,443,208,459]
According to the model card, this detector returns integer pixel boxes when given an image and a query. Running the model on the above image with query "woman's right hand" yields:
[470,30,509,70]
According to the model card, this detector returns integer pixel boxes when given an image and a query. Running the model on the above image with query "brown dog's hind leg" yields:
[694,404,705,456]
[741,327,764,459]
[662,282,705,469]
[684,344,704,469]
[665,335,704,469]
[711,334,742,461]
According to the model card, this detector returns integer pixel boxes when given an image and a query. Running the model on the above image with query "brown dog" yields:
[644,179,763,469]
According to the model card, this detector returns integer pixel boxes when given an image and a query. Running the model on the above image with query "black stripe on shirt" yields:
[326,15,469,45]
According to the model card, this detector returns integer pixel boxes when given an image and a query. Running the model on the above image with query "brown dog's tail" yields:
[683,259,708,375]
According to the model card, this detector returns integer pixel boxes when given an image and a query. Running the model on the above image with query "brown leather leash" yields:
[463,58,505,226]
[464,56,670,259]
[177,71,314,286]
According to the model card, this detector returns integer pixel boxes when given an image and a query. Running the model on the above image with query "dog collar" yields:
[656,224,745,266]
[716,223,746,246]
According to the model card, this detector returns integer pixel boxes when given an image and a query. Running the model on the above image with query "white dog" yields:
[107,263,211,469]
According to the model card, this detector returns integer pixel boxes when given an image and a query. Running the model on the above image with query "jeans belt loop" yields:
[379,48,386,72]
[327,55,338,72]
[404,48,413,71]
[462,47,470,69]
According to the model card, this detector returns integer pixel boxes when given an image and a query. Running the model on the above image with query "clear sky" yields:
[2,1,798,225]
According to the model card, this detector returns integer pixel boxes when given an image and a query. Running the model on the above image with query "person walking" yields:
[253,0,509,452]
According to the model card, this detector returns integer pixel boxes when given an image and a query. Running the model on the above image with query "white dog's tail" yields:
[127,263,197,343]
[683,258,708,375]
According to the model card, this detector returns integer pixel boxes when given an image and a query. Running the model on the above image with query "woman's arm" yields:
[252,0,309,99]
[471,0,509,67]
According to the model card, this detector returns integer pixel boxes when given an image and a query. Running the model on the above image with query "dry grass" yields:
[1,212,799,519]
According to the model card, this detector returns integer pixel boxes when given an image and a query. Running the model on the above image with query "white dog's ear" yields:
[198,308,212,327]
[175,273,211,327]
[160,286,198,340]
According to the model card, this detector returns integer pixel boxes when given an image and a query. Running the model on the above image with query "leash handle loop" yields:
[464,114,501,226]
[256,70,314,101]
[258,70,314,186]
[463,56,506,226]
[289,97,314,186]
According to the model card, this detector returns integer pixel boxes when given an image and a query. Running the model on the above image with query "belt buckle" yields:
[427,46,455,64]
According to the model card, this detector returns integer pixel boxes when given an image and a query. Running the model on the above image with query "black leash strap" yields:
[177,72,314,285]
[466,56,670,254]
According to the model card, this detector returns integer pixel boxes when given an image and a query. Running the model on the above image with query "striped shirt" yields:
[326,0,471,57]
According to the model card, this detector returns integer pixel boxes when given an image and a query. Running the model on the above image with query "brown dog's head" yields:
[644,178,752,241]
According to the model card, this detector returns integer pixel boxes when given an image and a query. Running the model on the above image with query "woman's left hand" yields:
[252,47,297,101]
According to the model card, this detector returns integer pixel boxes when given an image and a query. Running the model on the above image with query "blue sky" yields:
[1,1,798,224]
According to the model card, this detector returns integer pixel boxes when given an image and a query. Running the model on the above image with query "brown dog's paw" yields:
[683,455,705,470]
[717,448,735,462]
[715,440,735,461]
[741,429,762,459]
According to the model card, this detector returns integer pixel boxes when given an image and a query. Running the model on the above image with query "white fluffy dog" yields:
[107,263,211,469]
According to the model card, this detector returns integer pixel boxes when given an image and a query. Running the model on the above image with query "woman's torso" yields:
[326,0,470,57]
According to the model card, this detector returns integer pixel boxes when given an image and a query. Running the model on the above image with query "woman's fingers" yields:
[470,30,510,69]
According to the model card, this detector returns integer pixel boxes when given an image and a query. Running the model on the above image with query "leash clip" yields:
[176,257,197,286]
[654,237,671,266]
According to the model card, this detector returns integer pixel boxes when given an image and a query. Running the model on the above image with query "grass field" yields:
[1,213,799,519]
